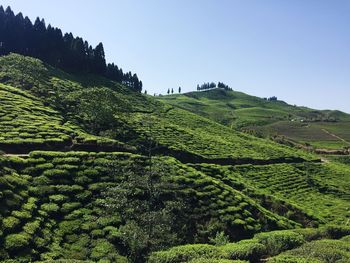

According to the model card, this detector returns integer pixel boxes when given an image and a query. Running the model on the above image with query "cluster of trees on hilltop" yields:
[263,96,278,101]
[217,82,232,91]
[0,6,142,92]
[197,82,216,91]
[196,82,232,91]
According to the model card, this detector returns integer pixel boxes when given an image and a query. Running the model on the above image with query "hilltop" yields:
[0,53,349,262]
[158,88,350,151]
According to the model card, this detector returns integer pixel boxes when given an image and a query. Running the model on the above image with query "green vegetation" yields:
[157,88,350,150]
[0,82,130,153]
[0,53,312,163]
[149,227,350,263]
[0,53,349,263]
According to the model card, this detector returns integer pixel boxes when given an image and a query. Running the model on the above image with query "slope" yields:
[157,89,350,151]
[0,53,314,163]
[0,53,349,262]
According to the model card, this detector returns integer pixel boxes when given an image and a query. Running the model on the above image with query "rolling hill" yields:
[157,89,350,151]
[0,53,349,262]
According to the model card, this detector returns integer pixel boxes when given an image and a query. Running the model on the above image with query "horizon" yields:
[2,0,350,113]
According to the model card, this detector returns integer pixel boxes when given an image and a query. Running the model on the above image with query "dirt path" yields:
[321,129,350,145]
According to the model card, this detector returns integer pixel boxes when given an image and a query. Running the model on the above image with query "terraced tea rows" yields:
[0,83,130,153]
[190,162,350,225]
[149,227,350,263]
[158,89,350,150]
[1,150,323,262]
[124,108,313,162]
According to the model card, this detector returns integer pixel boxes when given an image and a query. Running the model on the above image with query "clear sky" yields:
[2,0,350,112]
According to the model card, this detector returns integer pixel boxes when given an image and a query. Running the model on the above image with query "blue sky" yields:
[3,0,350,112]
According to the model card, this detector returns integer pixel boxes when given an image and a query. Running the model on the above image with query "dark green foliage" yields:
[148,244,224,263]
[4,232,31,250]
[270,239,350,263]
[0,38,349,263]
[0,6,142,91]
[150,228,350,262]
[221,239,266,261]
[101,157,191,262]
[254,230,305,256]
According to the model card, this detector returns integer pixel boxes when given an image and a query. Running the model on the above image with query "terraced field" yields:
[0,54,313,163]
[0,83,130,153]
[149,227,350,262]
[190,162,350,225]
[158,89,350,150]
[0,152,311,261]
[0,53,349,262]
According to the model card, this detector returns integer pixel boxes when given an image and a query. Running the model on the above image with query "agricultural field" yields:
[149,227,350,262]
[0,152,314,262]
[0,54,313,162]
[0,54,349,262]
[158,89,350,150]
[0,82,130,153]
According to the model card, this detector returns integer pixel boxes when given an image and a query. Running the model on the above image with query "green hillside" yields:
[0,53,349,263]
[158,89,350,151]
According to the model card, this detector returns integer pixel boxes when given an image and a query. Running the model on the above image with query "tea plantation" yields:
[0,54,349,262]
[158,89,350,151]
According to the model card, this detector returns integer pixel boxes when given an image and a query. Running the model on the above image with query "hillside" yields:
[0,54,349,262]
[158,89,350,151]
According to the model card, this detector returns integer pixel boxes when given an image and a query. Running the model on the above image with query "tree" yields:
[178,86,181,93]
[93,42,106,74]
[167,88,170,94]
[0,5,143,92]
[101,117,191,262]
[171,88,174,94]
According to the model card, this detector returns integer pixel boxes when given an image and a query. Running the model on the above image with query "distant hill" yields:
[158,88,350,151]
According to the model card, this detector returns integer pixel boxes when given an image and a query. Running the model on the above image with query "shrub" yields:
[61,202,81,214]
[254,230,305,256]
[222,239,266,261]
[41,203,60,214]
[5,233,31,250]
[292,228,325,241]
[272,239,350,263]
[32,175,51,186]
[90,239,119,260]
[11,210,31,219]
[55,185,83,194]
[189,259,247,263]
[325,225,350,239]
[209,231,230,246]
[2,216,20,230]
[148,244,224,263]
[23,219,41,235]
[49,194,68,204]
[269,255,322,263]
[58,220,82,235]
[340,235,350,242]
[43,169,70,178]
